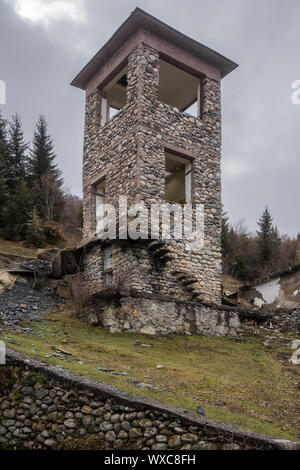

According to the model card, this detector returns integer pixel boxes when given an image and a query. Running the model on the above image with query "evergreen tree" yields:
[29,115,62,183]
[25,207,46,247]
[257,207,281,272]
[1,179,33,240]
[233,255,249,281]
[221,209,230,257]
[257,207,273,265]
[0,111,9,168]
[7,114,29,185]
[0,113,9,227]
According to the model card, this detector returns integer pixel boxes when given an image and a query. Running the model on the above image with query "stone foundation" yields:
[88,294,242,336]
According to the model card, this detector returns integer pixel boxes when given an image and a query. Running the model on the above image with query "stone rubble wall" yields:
[1,349,298,451]
[98,294,242,336]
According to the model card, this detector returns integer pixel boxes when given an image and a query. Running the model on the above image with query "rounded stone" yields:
[169,435,181,448]
[111,414,120,423]
[156,435,167,443]
[121,421,131,432]
[113,439,124,450]
[64,419,77,429]
[105,431,116,442]
[100,422,113,432]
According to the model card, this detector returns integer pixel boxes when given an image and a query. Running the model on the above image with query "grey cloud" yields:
[0,0,299,234]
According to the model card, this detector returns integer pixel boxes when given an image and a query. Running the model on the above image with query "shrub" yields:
[109,267,131,297]
[0,366,14,389]
[43,220,66,245]
[25,208,46,248]
[69,272,91,317]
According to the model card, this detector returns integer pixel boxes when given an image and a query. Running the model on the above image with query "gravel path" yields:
[0,279,61,328]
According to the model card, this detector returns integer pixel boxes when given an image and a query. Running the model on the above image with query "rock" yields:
[100,422,113,432]
[291,340,300,350]
[129,428,142,438]
[140,325,156,335]
[82,415,93,426]
[196,406,206,417]
[64,419,77,429]
[152,443,168,450]
[22,387,35,396]
[51,346,72,356]
[114,439,125,450]
[156,435,167,443]
[136,382,153,389]
[139,419,153,429]
[110,414,120,423]
[216,401,223,407]
[144,427,158,438]
[81,405,93,414]
[35,389,48,400]
[87,313,98,327]
[181,433,197,443]
[168,435,181,448]
[3,409,16,418]
[105,431,116,442]
[44,438,58,450]
[121,421,131,432]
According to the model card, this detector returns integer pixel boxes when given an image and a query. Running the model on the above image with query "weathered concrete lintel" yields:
[6,348,299,450]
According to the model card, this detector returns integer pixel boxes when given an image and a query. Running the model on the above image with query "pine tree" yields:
[1,179,33,240]
[7,114,29,186]
[0,112,9,227]
[221,209,230,257]
[257,207,273,265]
[29,115,62,183]
[296,233,300,264]
[25,207,46,247]
[257,207,281,272]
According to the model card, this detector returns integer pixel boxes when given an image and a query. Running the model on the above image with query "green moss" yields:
[59,435,109,450]
[2,307,300,441]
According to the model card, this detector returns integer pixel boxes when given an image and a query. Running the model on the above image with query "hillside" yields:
[1,305,299,442]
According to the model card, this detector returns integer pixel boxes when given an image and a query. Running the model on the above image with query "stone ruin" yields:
[70,8,248,335]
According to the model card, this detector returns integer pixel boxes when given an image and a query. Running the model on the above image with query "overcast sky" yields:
[0,0,299,236]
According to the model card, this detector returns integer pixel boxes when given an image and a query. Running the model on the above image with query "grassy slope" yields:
[0,238,38,259]
[1,307,299,441]
[0,231,81,261]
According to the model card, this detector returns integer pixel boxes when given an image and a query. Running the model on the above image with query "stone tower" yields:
[71,9,238,335]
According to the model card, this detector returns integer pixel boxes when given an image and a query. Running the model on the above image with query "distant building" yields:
[240,265,300,309]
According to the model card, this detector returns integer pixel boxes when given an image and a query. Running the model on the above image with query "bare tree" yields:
[35,171,65,221]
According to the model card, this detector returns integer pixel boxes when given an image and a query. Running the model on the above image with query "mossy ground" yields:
[1,306,299,441]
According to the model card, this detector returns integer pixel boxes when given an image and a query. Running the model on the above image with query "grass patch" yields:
[1,307,300,441]
[0,238,38,259]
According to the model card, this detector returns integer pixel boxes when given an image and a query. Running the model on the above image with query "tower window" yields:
[158,59,202,118]
[100,65,128,126]
[95,179,106,233]
[164,151,192,204]
[103,245,113,270]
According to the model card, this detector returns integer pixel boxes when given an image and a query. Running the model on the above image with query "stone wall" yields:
[95,293,242,336]
[1,349,298,450]
[81,39,222,305]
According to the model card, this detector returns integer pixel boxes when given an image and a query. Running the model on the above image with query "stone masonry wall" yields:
[82,40,222,305]
[1,349,298,450]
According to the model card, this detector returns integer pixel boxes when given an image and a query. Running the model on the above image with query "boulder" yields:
[140,325,156,335]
